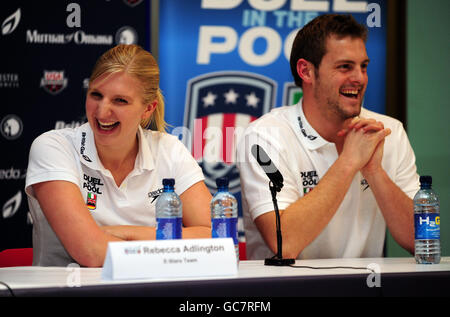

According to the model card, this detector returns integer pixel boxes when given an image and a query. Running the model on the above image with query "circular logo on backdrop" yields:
[115,26,138,45]
[1,114,23,140]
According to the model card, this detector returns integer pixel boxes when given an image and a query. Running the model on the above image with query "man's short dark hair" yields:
[290,14,368,88]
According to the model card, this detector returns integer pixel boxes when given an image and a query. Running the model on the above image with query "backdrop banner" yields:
[159,0,387,243]
[0,0,150,251]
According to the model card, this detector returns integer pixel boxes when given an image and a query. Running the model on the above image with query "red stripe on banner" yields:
[192,117,208,160]
[222,113,236,165]
[202,116,208,159]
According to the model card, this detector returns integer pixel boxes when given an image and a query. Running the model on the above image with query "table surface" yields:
[1,257,449,297]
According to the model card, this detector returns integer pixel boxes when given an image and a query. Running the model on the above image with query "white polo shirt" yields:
[25,123,204,266]
[236,99,419,260]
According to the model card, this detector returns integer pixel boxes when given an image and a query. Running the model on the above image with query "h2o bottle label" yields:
[212,218,238,244]
[156,217,182,240]
[415,213,440,239]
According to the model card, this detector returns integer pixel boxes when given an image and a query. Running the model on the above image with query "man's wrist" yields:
[336,155,360,178]
[362,167,387,184]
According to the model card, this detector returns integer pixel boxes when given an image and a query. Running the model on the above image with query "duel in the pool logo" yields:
[184,71,275,193]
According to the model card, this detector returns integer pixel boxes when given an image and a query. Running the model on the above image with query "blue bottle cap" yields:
[419,175,432,185]
[216,177,229,188]
[162,178,175,187]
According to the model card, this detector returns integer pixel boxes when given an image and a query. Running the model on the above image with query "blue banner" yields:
[159,0,387,244]
[160,1,386,121]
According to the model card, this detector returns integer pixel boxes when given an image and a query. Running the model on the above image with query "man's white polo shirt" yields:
[25,123,204,266]
[236,99,419,260]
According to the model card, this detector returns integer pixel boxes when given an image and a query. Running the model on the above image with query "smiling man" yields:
[237,14,420,260]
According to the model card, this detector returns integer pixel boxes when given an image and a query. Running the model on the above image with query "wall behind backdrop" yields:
[385,0,450,258]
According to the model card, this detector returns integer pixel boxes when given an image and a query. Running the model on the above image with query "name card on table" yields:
[101,238,237,280]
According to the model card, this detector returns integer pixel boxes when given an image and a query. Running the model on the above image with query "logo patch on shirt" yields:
[82,155,92,162]
[80,132,92,162]
[301,170,319,194]
[361,179,370,191]
[86,192,97,210]
[148,188,164,204]
[297,116,317,141]
[303,187,313,195]
[83,173,104,194]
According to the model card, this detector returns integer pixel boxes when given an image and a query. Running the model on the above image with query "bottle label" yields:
[156,217,182,240]
[414,213,440,239]
[212,217,238,245]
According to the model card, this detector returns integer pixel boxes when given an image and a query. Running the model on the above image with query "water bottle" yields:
[156,178,182,240]
[211,177,239,262]
[414,175,440,264]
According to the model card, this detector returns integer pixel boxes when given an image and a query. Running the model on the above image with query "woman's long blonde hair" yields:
[89,44,167,132]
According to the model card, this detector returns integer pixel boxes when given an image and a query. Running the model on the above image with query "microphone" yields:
[251,144,295,266]
[251,144,283,192]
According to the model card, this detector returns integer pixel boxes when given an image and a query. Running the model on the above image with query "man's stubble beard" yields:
[314,77,362,122]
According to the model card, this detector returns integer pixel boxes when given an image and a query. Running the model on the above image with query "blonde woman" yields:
[25,45,212,267]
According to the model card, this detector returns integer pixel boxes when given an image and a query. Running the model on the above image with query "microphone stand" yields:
[264,180,295,266]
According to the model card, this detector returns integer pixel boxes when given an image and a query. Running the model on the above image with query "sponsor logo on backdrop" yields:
[0,73,20,88]
[2,191,22,219]
[40,70,68,95]
[83,78,89,89]
[1,114,23,140]
[25,26,137,45]
[0,167,26,180]
[123,0,144,8]
[55,119,86,130]
[184,71,275,193]
[1,8,21,36]
[26,29,113,45]
[115,26,138,45]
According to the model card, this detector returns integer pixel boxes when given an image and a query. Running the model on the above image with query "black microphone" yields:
[251,144,283,192]
[250,144,295,266]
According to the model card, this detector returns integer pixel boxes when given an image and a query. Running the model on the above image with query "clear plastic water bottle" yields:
[211,177,239,262]
[414,175,440,264]
[156,178,182,240]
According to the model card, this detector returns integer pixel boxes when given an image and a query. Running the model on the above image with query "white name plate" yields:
[101,238,237,280]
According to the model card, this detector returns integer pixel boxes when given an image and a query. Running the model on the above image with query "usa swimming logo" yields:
[40,70,68,95]
[184,71,276,193]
